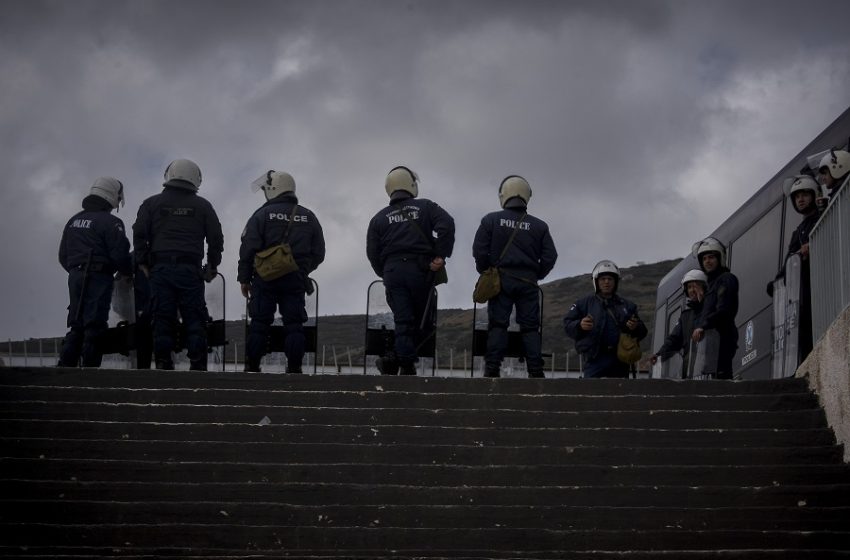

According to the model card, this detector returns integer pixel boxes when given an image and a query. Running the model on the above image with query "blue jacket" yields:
[59,195,132,276]
[366,195,455,277]
[237,194,326,283]
[563,293,647,361]
[472,207,557,280]
[133,187,224,268]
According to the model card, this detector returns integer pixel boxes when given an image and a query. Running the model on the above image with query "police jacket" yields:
[656,299,702,359]
[133,187,224,268]
[563,293,647,361]
[472,206,557,280]
[59,195,132,276]
[695,267,738,336]
[237,193,326,284]
[366,195,455,277]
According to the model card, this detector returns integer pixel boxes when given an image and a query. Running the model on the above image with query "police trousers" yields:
[247,272,308,368]
[383,257,433,365]
[485,273,543,373]
[60,269,114,367]
[149,263,208,365]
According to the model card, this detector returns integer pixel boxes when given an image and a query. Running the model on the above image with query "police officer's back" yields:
[238,171,326,373]
[58,177,132,367]
[366,166,455,375]
[472,175,557,378]
[133,159,223,370]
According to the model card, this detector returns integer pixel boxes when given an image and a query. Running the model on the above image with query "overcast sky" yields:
[1,0,849,341]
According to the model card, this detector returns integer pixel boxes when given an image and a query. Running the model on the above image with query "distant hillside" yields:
[3,259,682,367]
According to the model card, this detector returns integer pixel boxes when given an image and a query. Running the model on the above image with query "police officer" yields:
[692,237,739,379]
[366,166,455,376]
[133,159,224,371]
[472,176,557,378]
[768,175,822,361]
[238,171,326,373]
[651,269,707,379]
[563,260,647,378]
[816,149,850,202]
[58,177,132,367]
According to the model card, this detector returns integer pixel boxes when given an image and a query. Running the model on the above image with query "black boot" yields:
[189,360,207,372]
[399,362,417,376]
[376,355,398,375]
[244,358,262,373]
[286,365,303,374]
[156,359,174,371]
[527,370,545,379]
[484,365,500,378]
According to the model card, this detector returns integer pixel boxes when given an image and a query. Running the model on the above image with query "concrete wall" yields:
[796,305,850,462]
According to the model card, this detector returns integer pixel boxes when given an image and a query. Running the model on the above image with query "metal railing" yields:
[810,176,850,343]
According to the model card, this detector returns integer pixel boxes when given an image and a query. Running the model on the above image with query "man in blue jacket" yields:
[692,237,739,379]
[366,166,455,376]
[563,260,647,378]
[472,175,557,378]
[238,171,326,373]
[58,177,132,367]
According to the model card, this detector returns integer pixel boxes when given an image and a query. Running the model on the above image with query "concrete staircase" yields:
[1,367,848,558]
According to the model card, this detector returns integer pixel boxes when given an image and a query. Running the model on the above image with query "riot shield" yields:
[782,253,802,378]
[470,287,544,378]
[687,329,720,380]
[99,275,137,368]
[770,273,788,379]
[363,280,437,375]
[260,278,319,373]
[172,272,229,370]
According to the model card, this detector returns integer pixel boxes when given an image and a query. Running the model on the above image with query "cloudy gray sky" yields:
[1,0,849,341]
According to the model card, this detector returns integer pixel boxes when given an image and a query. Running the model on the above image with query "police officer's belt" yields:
[151,254,201,267]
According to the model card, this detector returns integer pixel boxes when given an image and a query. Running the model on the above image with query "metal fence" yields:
[810,176,850,343]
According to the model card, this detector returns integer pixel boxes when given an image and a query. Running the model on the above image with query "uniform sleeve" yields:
[471,217,492,274]
[657,317,684,357]
[366,217,383,278]
[563,300,587,341]
[537,226,558,280]
[58,226,69,271]
[132,200,152,267]
[308,214,326,274]
[205,203,224,268]
[628,302,649,342]
[429,201,455,259]
[238,213,262,284]
[106,219,132,276]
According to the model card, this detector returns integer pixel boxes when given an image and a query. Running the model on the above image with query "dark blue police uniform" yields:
[133,187,223,370]
[58,195,132,367]
[238,193,325,372]
[695,267,739,379]
[472,207,557,376]
[366,195,455,369]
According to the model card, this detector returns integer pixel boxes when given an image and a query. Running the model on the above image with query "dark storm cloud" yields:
[0,0,848,340]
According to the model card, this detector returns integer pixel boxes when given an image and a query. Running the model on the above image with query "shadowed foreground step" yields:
[1,367,848,558]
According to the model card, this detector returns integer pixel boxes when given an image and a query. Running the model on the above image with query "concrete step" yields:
[0,402,827,428]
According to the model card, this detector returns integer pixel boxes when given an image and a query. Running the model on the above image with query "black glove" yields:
[202,265,218,283]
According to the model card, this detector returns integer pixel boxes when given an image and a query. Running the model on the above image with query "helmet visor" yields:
[251,171,273,193]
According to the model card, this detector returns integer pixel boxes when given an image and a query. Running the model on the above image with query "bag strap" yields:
[495,212,527,266]
[604,301,624,331]
[277,204,298,244]
[400,206,436,252]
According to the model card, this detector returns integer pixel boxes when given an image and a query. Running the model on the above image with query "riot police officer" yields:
[816,149,850,202]
[133,159,224,371]
[651,269,707,378]
[472,175,557,378]
[58,177,132,367]
[692,237,739,379]
[366,166,455,376]
[563,260,647,378]
[238,171,326,373]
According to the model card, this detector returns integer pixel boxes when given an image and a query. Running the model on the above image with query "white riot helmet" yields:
[89,176,125,209]
[692,237,727,270]
[681,269,708,297]
[786,175,820,214]
[818,149,850,181]
[591,259,620,292]
[498,175,532,208]
[163,158,202,191]
[251,170,295,201]
[385,166,419,199]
